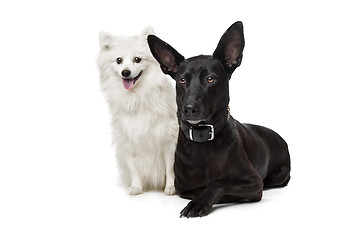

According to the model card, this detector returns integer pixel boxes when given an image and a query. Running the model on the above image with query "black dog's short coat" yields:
[148,21,290,217]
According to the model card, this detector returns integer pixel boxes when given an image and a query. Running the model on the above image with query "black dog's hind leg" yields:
[263,166,291,189]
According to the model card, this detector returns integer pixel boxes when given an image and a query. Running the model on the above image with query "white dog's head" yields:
[98,27,156,91]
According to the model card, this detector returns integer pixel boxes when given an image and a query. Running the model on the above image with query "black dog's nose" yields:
[122,70,131,78]
[183,104,199,117]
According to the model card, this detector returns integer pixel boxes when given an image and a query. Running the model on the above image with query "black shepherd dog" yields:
[148,21,290,217]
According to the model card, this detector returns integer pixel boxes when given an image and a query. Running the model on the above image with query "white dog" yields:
[97,27,178,195]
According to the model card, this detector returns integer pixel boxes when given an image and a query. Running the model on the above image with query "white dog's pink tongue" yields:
[123,79,135,90]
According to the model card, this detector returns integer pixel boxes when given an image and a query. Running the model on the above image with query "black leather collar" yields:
[180,107,230,143]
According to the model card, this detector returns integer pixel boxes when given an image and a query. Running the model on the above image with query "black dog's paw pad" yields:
[180,201,211,218]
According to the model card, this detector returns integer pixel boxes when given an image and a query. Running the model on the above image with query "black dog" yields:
[148,21,290,217]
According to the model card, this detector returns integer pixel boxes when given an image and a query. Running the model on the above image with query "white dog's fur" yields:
[97,27,178,195]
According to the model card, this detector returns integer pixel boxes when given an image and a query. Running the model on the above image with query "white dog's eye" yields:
[134,57,142,63]
[116,57,122,64]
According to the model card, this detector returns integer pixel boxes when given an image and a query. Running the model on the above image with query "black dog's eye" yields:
[134,57,142,63]
[116,57,122,64]
[179,78,186,84]
[207,76,215,83]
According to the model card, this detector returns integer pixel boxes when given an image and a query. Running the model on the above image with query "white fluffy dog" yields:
[97,27,178,195]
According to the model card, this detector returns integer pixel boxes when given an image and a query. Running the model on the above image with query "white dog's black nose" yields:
[122,70,131,78]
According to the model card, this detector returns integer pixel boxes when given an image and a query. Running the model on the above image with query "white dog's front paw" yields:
[164,185,176,195]
[128,186,143,195]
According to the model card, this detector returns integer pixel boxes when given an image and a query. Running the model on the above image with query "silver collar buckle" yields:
[189,124,214,141]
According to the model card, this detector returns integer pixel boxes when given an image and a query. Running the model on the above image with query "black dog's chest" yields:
[175,153,223,193]
[180,146,224,175]
[174,132,237,193]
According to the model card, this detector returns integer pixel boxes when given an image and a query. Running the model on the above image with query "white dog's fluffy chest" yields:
[111,99,177,149]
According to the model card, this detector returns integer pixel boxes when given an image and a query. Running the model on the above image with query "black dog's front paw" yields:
[180,200,212,218]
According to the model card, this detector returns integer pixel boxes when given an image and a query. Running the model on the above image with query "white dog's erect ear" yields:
[147,35,185,79]
[142,26,155,36]
[213,21,245,75]
[99,31,113,50]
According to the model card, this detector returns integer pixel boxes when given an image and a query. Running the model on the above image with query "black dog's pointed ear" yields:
[147,35,185,78]
[213,21,245,74]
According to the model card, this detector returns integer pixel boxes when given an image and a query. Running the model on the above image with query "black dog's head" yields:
[148,22,245,125]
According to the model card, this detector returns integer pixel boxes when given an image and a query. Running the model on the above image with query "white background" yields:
[1,0,359,239]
